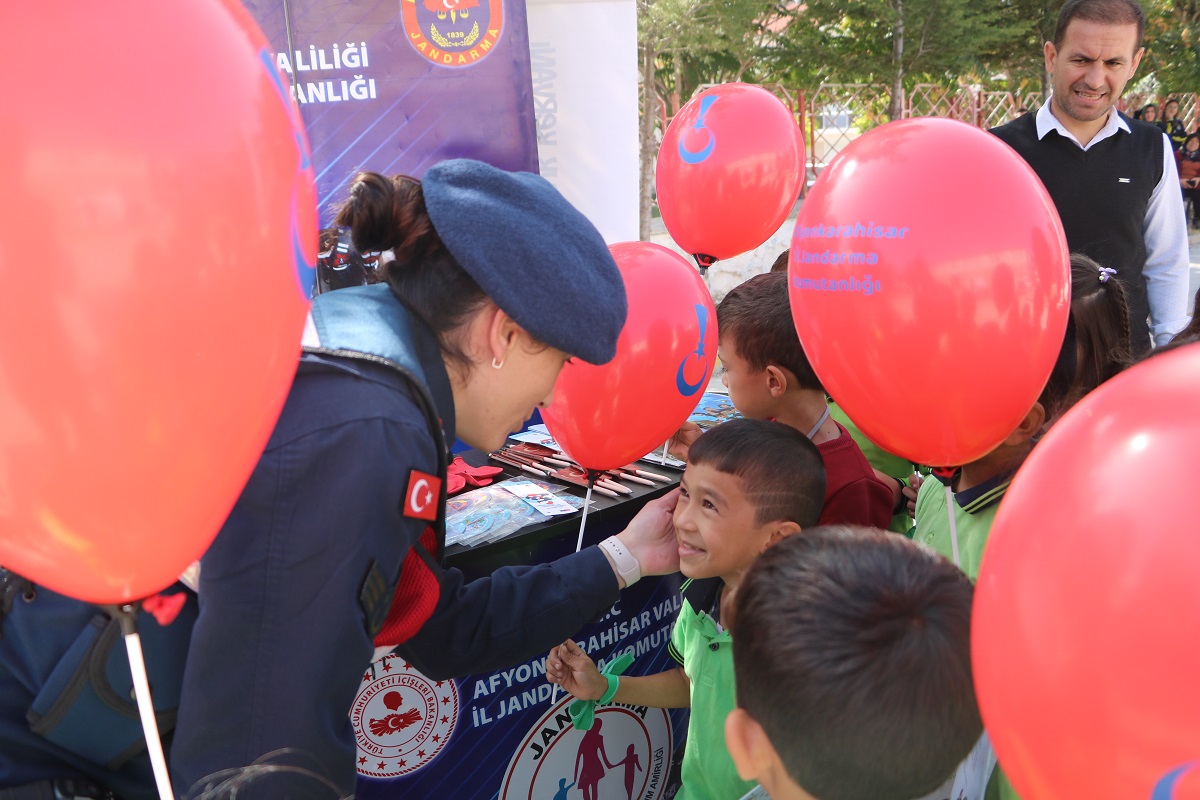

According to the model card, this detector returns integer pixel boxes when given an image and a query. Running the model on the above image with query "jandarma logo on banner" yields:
[353,653,460,779]
[499,699,673,800]
[402,0,505,67]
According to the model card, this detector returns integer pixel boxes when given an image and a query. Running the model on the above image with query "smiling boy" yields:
[547,419,826,800]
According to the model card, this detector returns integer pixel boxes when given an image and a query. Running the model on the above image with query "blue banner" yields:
[353,574,689,800]
[244,0,539,226]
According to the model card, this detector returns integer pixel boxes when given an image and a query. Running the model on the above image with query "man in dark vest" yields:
[992,0,1191,353]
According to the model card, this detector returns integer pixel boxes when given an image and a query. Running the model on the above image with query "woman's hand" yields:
[615,488,680,577]
[546,639,608,700]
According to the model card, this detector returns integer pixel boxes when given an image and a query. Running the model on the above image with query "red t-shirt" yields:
[816,422,894,528]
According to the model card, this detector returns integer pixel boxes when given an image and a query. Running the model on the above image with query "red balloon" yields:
[542,242,716,471]
[0,0,315,603]
[972,343,1200,800]
[656,83,805,266]
[788,117,1069,466]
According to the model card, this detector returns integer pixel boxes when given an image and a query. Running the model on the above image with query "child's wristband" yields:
[599,674,620,704]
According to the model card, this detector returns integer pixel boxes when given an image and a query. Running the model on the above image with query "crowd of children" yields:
[548,236,1199,800]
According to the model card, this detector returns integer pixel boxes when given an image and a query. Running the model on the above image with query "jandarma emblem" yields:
[353,653,460,778]
[402,0,505,68]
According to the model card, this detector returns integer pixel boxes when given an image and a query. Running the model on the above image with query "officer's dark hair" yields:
[1053,0,1146,50]
[731,526,982,800]
[334,171,489,369]
[717,271,822,391]
[686,418,825,528]
[1069,253,1133,401]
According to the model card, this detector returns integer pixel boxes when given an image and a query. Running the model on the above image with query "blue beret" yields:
[422,159,627,365]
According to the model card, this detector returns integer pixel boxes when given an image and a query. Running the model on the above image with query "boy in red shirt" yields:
[678,272,892,527]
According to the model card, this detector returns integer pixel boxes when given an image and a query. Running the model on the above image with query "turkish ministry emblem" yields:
[404,470,441,521]
[401,0,505,68]
[353,652,460,778]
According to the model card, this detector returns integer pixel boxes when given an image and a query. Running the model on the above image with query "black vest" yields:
[991,112,1163,350]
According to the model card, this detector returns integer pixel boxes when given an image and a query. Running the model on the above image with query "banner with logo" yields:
[354,571,690,799]
[244,0,539,227]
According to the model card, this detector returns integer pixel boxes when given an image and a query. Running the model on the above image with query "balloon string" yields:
[945,484,961,568]
[575,480,595,553]
[555,478,597,708]
[119,613,174,800]
[660,440,669,464]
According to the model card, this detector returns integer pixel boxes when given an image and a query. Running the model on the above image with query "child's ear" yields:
[725,708,777,783]
[1003,401,1046,446]
[764,521,801,550]
[764,364,789,397]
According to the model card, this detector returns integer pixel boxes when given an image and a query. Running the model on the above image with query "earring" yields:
[492,357,504,370]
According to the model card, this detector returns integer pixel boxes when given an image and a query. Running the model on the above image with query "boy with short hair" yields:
[714,271,893,528]
[547,418,826,800]
[724,526,983,800]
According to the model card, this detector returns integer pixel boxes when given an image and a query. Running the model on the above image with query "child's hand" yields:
[667,422,702,461]
[546,639,608,700]
[902,472,923,518]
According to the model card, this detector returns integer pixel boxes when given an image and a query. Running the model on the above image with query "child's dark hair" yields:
[732,526,982,800]
[687,418,825,528]
[1037,301,1080,423]
[334,171,489,368]
[717,272,822,390]
[1069,253,1133,399]
[769,249,790,273]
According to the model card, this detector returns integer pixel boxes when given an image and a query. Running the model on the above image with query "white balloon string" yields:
[123,623,174,800]
[945,483,961,568]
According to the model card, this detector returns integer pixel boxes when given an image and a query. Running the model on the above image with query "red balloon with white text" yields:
[788,117,1069,466]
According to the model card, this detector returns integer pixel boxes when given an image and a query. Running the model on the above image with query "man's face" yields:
[1045,19,1143,133]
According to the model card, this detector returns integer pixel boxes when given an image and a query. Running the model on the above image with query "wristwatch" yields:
[599,536,642,587]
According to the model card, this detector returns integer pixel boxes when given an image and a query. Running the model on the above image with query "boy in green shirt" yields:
[547,418,827,800]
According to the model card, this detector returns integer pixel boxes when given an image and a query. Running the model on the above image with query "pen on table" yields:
[488,453,550,477]
[621,464,673,483]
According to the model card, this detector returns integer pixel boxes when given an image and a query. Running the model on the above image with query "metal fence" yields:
[784,84,1200,188]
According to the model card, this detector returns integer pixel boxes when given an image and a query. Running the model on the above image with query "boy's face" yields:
[674,462,782,584]
[717,337,774,421]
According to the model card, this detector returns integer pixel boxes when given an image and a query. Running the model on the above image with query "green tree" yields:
[1143,0,1200,91]
[636,0,784,238]
[774,0,1038,117]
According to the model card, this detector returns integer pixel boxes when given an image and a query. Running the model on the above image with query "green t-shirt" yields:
[912,470,1012,581]
[667,578,752,800]
[828,401,915,534]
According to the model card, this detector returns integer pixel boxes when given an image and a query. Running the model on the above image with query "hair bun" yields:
[335,172,439,261]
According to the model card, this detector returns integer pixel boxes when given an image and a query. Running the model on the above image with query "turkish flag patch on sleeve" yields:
[404,469,442,521]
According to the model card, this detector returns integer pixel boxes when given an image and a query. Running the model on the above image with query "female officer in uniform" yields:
[0,160,680,798]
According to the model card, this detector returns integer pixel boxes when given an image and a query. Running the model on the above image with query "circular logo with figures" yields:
[499,698,673,800]
[401,0,505,68]
[352,653,459,779]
